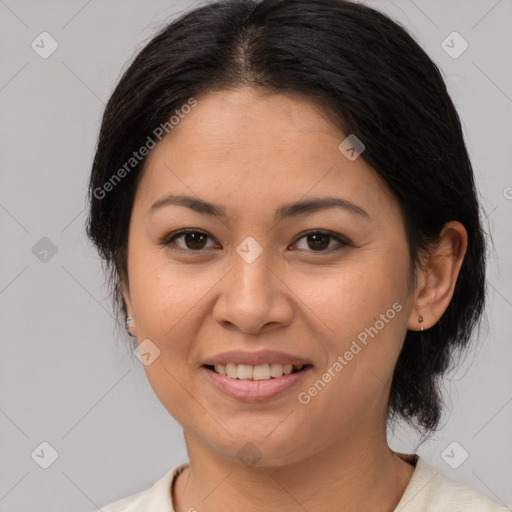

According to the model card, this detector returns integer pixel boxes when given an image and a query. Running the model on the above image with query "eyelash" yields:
[160,228,350,254]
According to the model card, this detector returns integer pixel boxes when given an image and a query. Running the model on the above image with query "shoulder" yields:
[92,462,189,512]
[395,454,510,512]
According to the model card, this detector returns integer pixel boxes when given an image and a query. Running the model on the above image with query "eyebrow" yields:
[149,193,370,221]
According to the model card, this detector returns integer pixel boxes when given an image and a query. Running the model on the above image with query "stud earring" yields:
[125,316,135,337]
[418,315,424,332]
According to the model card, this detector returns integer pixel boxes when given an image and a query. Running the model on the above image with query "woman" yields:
[86,0,508,510]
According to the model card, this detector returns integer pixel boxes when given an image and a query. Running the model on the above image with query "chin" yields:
[210,432,312,469]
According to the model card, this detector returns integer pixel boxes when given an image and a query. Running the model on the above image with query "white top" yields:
[94,454,509,512]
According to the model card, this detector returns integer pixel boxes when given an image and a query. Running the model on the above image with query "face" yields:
[123,87,417,466]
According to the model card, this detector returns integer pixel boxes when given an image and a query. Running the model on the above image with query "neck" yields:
[173,427,415,512]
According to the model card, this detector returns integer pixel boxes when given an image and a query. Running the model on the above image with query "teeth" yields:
[271,363,290,377]
[225,363,236,378]
[212,363,305,380]
[237,364,253,380]
[254,364,271,380]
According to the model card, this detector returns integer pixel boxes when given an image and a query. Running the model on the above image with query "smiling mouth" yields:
[203,363,313,381]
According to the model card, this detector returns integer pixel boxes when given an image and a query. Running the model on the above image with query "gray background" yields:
[0,0,511,511]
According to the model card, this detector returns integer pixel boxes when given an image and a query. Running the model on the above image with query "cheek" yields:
[292,252,409,347]
[125,258,204,412]
[292,270,408,433]
[290,249,410,409]
[127,255,209,416]
[128,248,211,338]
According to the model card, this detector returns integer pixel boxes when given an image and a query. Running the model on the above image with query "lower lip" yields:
[202,366,313,402]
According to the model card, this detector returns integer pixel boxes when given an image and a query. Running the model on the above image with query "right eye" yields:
[161,229,219,252]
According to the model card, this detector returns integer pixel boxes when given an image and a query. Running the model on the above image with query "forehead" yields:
[135,87,400,223]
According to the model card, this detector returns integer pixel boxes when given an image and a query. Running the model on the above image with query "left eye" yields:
[292,231,349,252]
[162,229,349,253]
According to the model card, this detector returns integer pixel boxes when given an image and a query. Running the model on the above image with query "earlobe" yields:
[408,221,468,331]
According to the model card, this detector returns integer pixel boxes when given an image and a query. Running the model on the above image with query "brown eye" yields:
[164,230,216,251]
[306,233,330,251]
[293,231,349,252]
[181,232,208,250]
[162,229,349,254]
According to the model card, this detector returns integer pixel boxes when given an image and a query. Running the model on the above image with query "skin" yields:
[122,87,467,512]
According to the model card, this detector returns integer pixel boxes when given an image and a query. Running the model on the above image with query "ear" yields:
[407,221,468,331]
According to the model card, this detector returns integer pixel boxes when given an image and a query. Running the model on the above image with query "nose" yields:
[212,248,294,335]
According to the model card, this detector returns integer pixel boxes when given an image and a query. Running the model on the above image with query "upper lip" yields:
[202,350,313,367]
